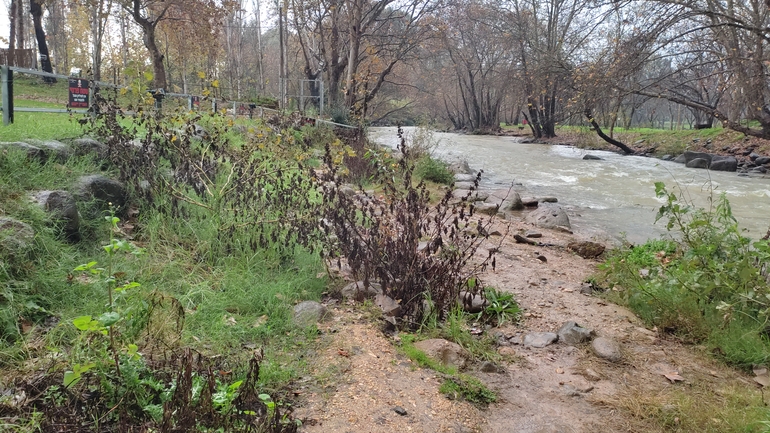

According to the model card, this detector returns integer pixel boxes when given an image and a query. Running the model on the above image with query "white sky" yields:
[1,0,10,48]
[0,1,273,50]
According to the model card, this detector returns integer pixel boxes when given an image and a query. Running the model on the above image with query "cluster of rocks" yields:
[0,138,129,256]
[498,320,623,363]
[659,148,770,176]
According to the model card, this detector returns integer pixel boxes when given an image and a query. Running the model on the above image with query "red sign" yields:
[68,78,90,108]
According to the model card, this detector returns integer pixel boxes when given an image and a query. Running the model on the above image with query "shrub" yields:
[318,127,499,328]
[415,156,454,185]
[599,182,770,368]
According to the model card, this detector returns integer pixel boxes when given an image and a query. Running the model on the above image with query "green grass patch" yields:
[0,112,86,142]
[400,333,496,407]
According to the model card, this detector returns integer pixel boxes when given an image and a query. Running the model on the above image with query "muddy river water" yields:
[369,127,770,243]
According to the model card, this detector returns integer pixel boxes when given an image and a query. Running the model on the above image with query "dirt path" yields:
[293,214,762,432]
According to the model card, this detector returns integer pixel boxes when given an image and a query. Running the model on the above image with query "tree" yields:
[30,0,56,81]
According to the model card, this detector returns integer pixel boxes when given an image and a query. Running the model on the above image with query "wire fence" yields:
[0,66,353,129]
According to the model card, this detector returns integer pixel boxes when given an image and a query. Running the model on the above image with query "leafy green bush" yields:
[415,156,454,185]
[599,182,770,368]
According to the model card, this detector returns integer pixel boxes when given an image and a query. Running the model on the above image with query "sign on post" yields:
[68,77,90,108]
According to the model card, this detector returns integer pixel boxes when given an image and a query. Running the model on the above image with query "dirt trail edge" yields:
[293,217,762,433]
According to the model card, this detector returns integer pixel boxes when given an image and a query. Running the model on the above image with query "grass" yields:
[399,333,497,407]
[0,106,336,430]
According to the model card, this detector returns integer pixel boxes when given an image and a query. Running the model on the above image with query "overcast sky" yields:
[1,0,10,48]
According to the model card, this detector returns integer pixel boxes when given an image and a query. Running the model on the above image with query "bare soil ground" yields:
[292,214,765,432]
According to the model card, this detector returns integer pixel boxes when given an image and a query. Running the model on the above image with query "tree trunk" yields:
[128,0,168,90]
[9,0,17,51]
[585,110,634,154]
[16,0,24,50]
[30,0,55,82]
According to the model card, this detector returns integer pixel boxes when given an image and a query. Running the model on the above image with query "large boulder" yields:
[413,338,470,369]
[474,202,499,216]
[0,141,45,161]
[685,158,709,169]
[33,190,80,240]
[0,217,35,258]
[70,137,108,159]
[25,139,72,163]
[75,175,129,214]
[500,191,524,211]
[682,151,713,165]
[525,204,571,230]
[709,155,738,172]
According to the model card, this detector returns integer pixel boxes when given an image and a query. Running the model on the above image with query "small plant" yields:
[478,287,520,326]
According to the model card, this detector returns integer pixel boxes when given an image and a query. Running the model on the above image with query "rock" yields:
[567,241,605,259]
[454,173,476,182]
[479,361,503,373]
[339,185,357,197]
[293,301,330,326]
[497,346,517,357]
[673,154,687,164]
[583,154,603,160]
[454,182,475,190]
[413,338,470,369]
[0,217,35,258]
[448,160,473,175]
[75,175,129,214]
[33,191,80,240]
[591,337,623,362]
[525,231,542,238]
[25,139,72,163]
[375,294,401,316]
[523,332,558,348]
[474,202,499,216]
[579,283,594,295]
[0,141,44,161]
[750,152,760,161]
[557,321,595,345]
[756,156,770,165]
[469,191,490,202]
[70,137,108,159]
[521,197,539,207]
[583,368,602,382]
[536,255,548,262]
[393,406,408,416]
[525,204,571,229]
[683,150,713,164]
[459,290,487,313]
[709,155,738,172]
[686,158,709,169]
[661,154,673,161]
[500,191,524,211]
[751,166,768,174]
[539,197,558,203]
[340,281,383,300]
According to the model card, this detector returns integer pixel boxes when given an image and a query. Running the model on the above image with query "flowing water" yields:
[369,127,770,243]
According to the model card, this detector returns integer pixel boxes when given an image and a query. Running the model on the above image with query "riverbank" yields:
[292,205,768,432]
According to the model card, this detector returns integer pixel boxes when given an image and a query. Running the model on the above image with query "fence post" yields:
[212,98,217,113]
[1,66,14,125]
[319,80,324,117]
[188,95,193,111]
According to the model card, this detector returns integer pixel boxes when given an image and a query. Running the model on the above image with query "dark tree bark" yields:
[585,110,634,154]
[30,0,56,82]
[125,0,169,90]
[9,0,17,50]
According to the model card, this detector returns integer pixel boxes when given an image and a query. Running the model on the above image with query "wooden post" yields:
[1,66,13,125]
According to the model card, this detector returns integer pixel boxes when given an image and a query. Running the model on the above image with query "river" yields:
[369,127,770,244]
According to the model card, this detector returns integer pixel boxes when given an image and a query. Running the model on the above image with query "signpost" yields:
[68,77,90,108]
